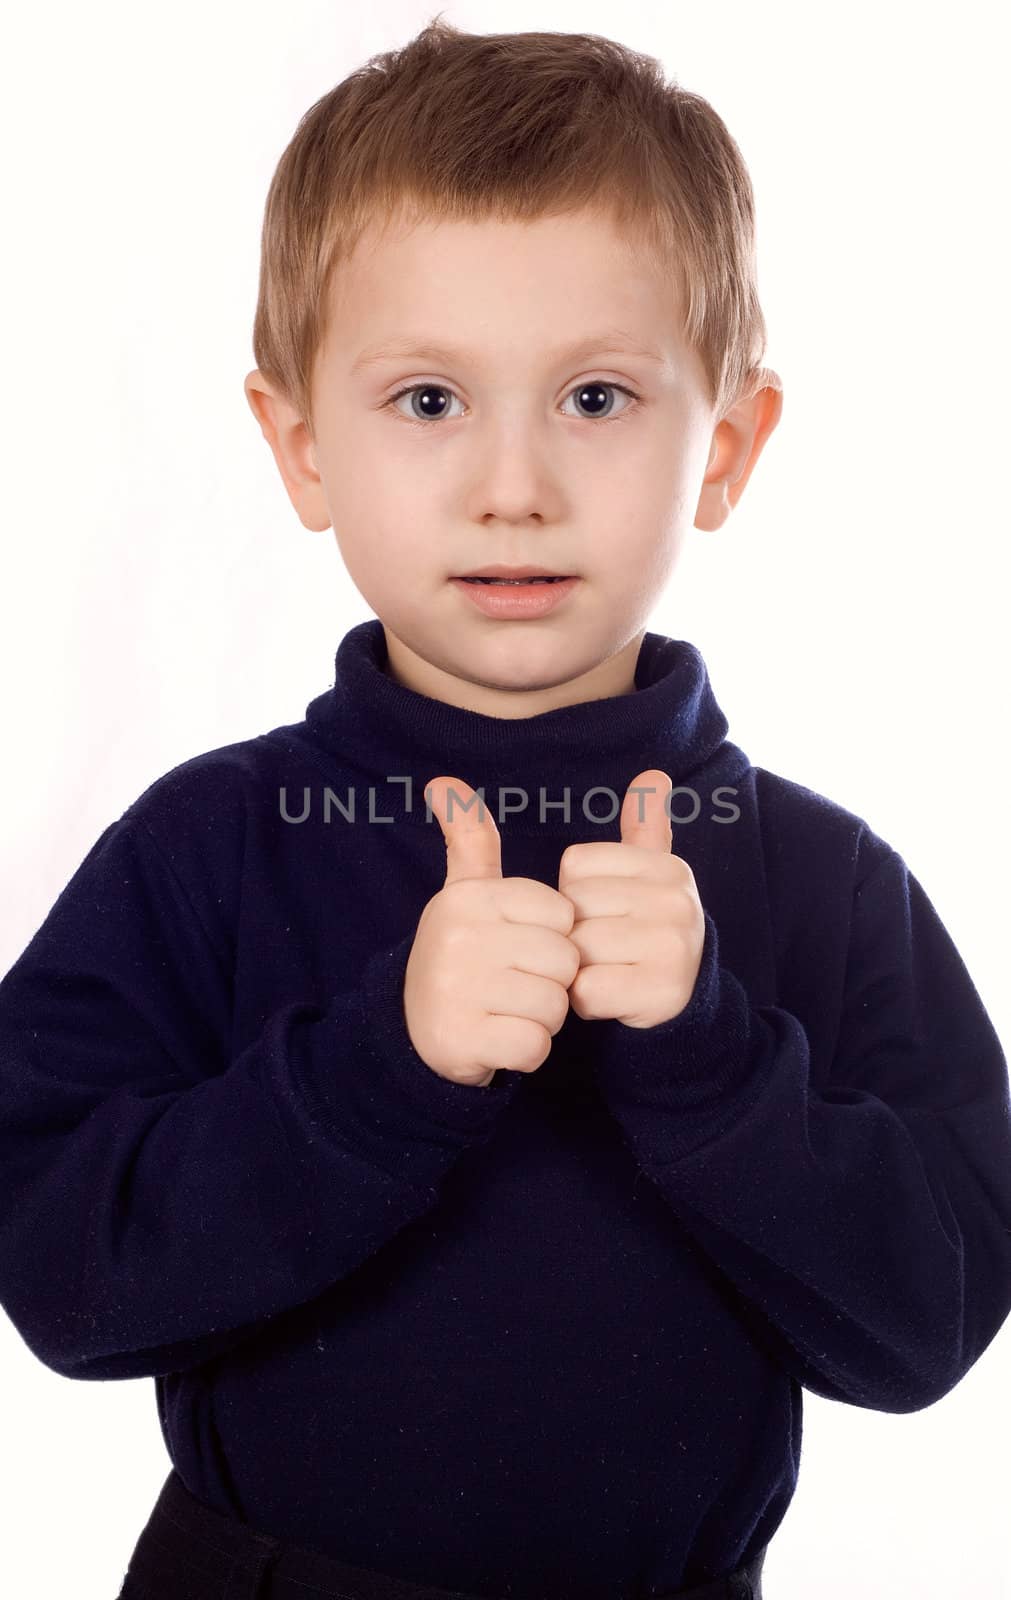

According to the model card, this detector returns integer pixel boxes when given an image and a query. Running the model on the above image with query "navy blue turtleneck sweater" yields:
[2,620,1010,1597]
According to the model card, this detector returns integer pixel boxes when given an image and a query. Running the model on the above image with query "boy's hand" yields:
[404,777,581,1088]
[558,770,705,1029]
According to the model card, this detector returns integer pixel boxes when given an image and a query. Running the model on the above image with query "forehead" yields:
[326,208,690,369]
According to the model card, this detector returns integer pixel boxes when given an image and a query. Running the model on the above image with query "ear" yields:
[243,369,332,534]
[694,367,784,533]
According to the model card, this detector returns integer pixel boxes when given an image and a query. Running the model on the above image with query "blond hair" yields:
[250,14,769,436]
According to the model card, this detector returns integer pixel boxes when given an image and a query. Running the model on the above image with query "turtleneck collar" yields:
[297,619,748,836]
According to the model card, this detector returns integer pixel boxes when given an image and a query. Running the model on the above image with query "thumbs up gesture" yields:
[403,777,581,1088]
[559,770,706,1030]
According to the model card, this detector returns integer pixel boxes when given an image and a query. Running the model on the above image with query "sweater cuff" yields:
[348,933,522,1183]
[590,909,757,1155]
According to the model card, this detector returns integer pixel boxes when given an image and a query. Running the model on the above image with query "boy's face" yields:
[245,206,781,716]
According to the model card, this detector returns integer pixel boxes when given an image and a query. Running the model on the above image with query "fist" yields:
[404,777,581,1088]
[560,770,706,1029]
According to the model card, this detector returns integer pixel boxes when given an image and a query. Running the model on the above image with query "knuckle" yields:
[673,857,696,890]
[522,1020,552,1069]
[547,985,570,1032]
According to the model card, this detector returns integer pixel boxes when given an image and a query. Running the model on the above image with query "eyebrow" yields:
[350,329,665,375]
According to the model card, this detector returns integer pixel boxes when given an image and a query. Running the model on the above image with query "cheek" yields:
[336,522,424,596]
[322,450,424,573]
[616,525,682,596]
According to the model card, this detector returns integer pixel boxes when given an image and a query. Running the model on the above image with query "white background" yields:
[1,2,1009,1596]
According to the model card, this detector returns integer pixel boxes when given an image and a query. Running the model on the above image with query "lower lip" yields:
[450,577,580,618]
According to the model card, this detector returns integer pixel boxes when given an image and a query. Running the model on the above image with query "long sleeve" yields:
[589,840,1011,1414]
[0,814,518,1383]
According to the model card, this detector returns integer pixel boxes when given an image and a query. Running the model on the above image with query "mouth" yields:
[456,575,573,586]
[453,564,576,585]
[451,573,580,618]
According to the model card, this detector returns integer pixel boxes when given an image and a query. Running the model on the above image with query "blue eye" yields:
[560,382,640,422]
[386,384,464,424]
[383,379,642,427]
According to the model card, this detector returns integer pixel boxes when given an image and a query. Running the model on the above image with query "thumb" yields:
[424,776,503,883]
[619,769,674,855]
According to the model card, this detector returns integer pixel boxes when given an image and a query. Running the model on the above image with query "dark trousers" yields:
[116,1467,767,1600]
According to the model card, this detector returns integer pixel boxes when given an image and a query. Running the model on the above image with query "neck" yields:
[382,625,646,718]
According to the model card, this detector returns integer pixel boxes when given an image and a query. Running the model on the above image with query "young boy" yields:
[2,17,1010,1600]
